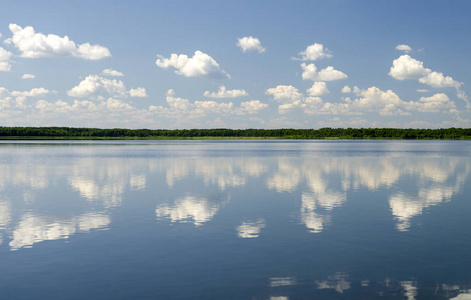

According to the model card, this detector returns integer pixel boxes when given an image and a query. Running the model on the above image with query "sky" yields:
[0,0,470,129]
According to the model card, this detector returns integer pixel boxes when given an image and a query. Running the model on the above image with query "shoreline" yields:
[0,136,470,141]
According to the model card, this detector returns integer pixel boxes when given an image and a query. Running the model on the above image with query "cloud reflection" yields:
[160,157,266,190]
[0,199,11,245]
[9,212,110,250]
[265,156,469,233]
[400,281,418,300]
[156,195,226,226]
[237,219,265,238]
[270,277,297,287]
[316,272,351,293]
[0,144,469,252]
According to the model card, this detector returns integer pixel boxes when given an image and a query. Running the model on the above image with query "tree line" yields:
[0,126,470,139]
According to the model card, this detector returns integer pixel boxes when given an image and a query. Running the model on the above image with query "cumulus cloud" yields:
[203,85,248,98]
[150,89,267,116]
[0,87,50,109]
[395,44,412,53]
[155,51,230,79]
[389,55,429,80]
[266,85,303,103]
[415,93,456,113]
[390,55,463,89]
[240,100,268,114]
[0,62,11,72]
[389,55,468,107]
[21,74,35,79]
[237,36,266,53]
[348,87,458,115]
[266,85,339,114]
[11,87,49,98]
[6,24,111,60]
[341,86,361,94]
[419,71,461,88]
[164,89,193,111]
[277,96,326,115]
[296,43,332,61]
[307,82,329,96]
[34,98,136,121]
[0,47,13,72]
[341,86,351,93]
[67,74,147,99]
[301,63,347,81]
[129,87,148,98]
[68,75,127,98]
[348,86,411,115]
[102,69,124,77]
[194,100,234,114]
[267,84,456,116]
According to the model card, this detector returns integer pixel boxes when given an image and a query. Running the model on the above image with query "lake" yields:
[0,140,470,299]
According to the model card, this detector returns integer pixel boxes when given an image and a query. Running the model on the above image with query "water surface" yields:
[0,140,470,299]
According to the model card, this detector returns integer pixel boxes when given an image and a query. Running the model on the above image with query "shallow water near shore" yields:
[0,140,470,299]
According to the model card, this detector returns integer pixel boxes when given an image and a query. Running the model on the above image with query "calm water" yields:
[0,140,470,299]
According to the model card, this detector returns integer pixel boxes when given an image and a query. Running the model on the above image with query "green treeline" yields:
[0,126,470,139]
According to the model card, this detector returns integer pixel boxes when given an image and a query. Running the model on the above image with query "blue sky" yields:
[0,0,470,129]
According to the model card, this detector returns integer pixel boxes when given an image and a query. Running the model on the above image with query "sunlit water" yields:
[0,140,470,299]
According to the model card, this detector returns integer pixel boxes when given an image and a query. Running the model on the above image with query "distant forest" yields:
[0,127,470,139]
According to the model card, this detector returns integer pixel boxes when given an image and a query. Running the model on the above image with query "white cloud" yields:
[0,62,11,72]
[68,74,147,100]
[155,51,230,79]
[194,100,234,114]
[151,89,267,117]
[417,89,430,93]
[240,100,268,114]
[415,93,456,113]
[67,75,127,98]
[0,47,13,72]
[348,86,410,115]
[296,43,332,61]
[267,84,456,116]
[76,43,111,60]
[395,44,412,53]
[390,55,461,89]
[389,55,468,107]
[341,86,351,93]
[203,85,248,98]
[129,87,148,98]
[266,85,303,103]
[353,86,361,94]
[307,82,329,96]
[389,55,429,80]
[165,89,193,111]
[301,63,347,81]
[11,87,49,98]
[6,24,111,60]
[266,85,341,115]
[21,74,35,79]
[277,97,323,114]
[419,71,461,88]
[237,36,266,53]
[102,69,124,77]
[347,87,456,115]
[35,98,135,116]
